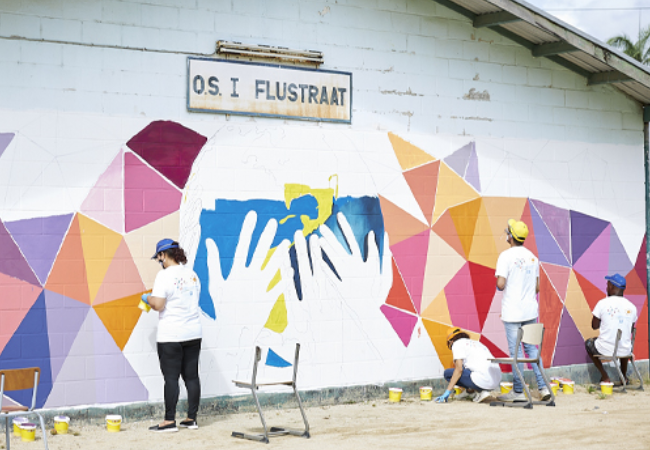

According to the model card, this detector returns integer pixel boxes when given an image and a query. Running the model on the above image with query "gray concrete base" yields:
[4,360,647,430]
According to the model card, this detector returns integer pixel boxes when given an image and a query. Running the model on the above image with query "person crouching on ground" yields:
[585,274,638,384]
[435,327,502,403]
[142,239,202,433]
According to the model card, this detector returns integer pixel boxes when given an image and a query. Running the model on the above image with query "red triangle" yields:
[124,152,182,233]
[403,160,440,225]
[385,257,417,314]
[520,200,538,257]
[479,335,511,373]
[539,265,563,368]
[541,263,571,302]
[633,235,647,290]
[626,265,647,296]
[574,270,605,311]
[633,301,648,358]
[468,262,497,329]
[93,239,146,306]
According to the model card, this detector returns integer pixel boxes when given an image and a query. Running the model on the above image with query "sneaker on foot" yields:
[496,391,527,402]
[473,390,492,403]
[539,387,551,401]
[179,419,198,430]
[149,422,178,433]
[454,390,471,400]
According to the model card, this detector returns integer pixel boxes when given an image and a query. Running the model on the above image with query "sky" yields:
[524,0,650,44]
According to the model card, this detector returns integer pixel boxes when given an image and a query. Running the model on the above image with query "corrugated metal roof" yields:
[432,0,650,105]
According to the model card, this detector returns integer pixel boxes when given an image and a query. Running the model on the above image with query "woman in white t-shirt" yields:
[435,327,501,404]
[141,239,202,433]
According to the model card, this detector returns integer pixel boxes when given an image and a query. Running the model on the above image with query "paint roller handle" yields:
[435,390,452,403]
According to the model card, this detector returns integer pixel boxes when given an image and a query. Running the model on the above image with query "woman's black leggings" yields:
[157,338,202,421]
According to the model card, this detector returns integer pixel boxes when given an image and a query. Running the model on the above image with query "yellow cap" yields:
[446,327,465,348]
[507,219,529,242]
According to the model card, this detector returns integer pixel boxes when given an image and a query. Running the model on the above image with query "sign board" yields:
[187,58,352,123]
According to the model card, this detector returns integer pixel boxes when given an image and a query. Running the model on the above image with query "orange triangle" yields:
[520,200,538,256]
[45,214,90,305]
[94,239,146,306]
[385,257,417,314]
[467,200,499,269]
[564,270,599,340]
[431,162,480,225]
[431,209,466,258]
[378,195,429,247]
[403,160,440,225]
[94,291,144,350]
[449,198,482,258]
[574,270,606,311]
[388,132,435,171]
[422,318,454,369]
[482,197,527,255]
[421,289,452,324]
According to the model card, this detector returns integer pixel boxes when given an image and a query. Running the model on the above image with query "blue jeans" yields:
[444,368,483,391]
[504,319,546,392]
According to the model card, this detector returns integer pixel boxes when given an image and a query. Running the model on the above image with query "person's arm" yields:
[436,359,464,403]
[496,276,506,291]
[148,295,166,311]
[536,276,540,294]
[591,316,601,330]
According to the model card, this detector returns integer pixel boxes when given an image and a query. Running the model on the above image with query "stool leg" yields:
[251,388,270,444]
[292,384,310,438]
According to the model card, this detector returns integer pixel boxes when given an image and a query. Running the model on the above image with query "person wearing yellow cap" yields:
[434,327,501,403]
[494,220,550,402]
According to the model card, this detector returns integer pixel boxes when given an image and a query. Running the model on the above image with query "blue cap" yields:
[605,274,626,289]
[152,239,178,259]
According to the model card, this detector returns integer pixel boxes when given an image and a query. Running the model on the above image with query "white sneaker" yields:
[454,390,471,400]
[496,391,527,402]
[539,387,551,401]
[473,390,492,403]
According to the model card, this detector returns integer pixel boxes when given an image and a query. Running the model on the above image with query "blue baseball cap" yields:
[152,239,178,259]
[605,274,626,289]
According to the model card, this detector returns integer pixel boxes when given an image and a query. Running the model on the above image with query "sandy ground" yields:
[6,385,650,450]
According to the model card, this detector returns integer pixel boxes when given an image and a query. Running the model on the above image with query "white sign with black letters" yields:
[187,58,352,123]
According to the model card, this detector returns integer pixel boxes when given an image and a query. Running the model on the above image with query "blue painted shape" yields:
[265,348,292,368]
[529,200,570,267]
[0,292,52,408]
[194,195,385,319]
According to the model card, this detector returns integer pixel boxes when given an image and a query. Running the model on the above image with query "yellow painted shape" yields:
[421,230,466,314]
[449,198,482,258]
[267,269,281,292]
[421,289,452,325]
[422,318,454,368]
[264,294,288,333]
[78,214,123,304]
[467,200,499,269]
[564,270,599,340]
[482,197,528,255]
[93,291,143,350]
[124,212,179,290]
[431,162,480,225]
[279,215,296,224]
[388,132,436,171]
[284,183,334,237]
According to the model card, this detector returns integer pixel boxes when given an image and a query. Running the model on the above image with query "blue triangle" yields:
[0,291,52,407]
[265,348,292,368]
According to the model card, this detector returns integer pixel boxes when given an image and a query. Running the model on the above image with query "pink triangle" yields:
[390,229,430,314]
[444,263,481,333]
[626,294,646,313]
[573,225,610,291]
[93,239,145,306]
[480,290,509,355]
[380,304,418,347]
[540,262,571,302]
[0,274,42,354]
[124,152,181,233]
[81,150,124,233]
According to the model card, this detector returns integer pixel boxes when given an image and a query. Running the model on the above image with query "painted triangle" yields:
[570,210,609,264]
[464,143,481,192]
[388,132,435,171]
[468,262,497,329]
[449,197,481,258]
[573,224,610,291]
[552,308,590,366]
[94,291,144,351]
[0,132,14,158]
[4,214,73,286]
[466,200,498,269]
[126,121,207,189]
[421,318,454,369]
[266,348,292,368]
[540,263,571,301]
[444,263,481,333]
[530,199,571,264]
[403,160,440,225]
[608,226,633,277]
[94,239,145,306]
[0,219,40,285]
[421,289,452,324]
[633,301,648,358]
[633,235,647,290]
[573,270,606,311]
[431,162,480,225]
[529,200,570,267]
[421,230,466,314]
[80,149,124,233]
[564,270,598,340]
[380,304,417,347]
[390,229,430,314]
[443,141,472,178]
[539,264,563,368]
[0,273,42,355]
[431,209,466,258]
[479,335,510,373]
[385,257,417,314]
[520,200,538,256]
[378,195,429,247]
[480,290,509,356]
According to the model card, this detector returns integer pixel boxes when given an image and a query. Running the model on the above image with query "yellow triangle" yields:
[421,230,466,314]
[388,132,435,171]
[482,197,528,255]
[264,294,288,333]
[564,270,599,340]
[467,200,499,269]
[78,214,123,304]
[124,212,180,290]
[449,197,482,258]
[421,290,452,324]
[432,162,480,225]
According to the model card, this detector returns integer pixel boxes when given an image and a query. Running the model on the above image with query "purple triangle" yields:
[571,210,609,265]
[529,201,570,267]
[633,236,647,290]
[608,225,633,277]
[530,199,570,263]
[0,133,14,158]
[5,214,73,285]
[443,142,473,177]
[464,144,481,192]
[573,225,610,290]
[552,308,590,366]
[90,312,148,404]
[44,290,90,383]
[0,219,40,285]
[380,304,418,347]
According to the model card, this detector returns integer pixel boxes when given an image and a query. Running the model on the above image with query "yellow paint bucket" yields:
[138,299,151,312]
[453,386,463,396]
[500,382,513,394]
[13,417,28,437]
[54,415,70,434]
[550,382,560,395]
[388,388,402,402]
[419,386,432,401]
[21,423,36,442]
[600,382,614,395]
[106,415,122,432]
[562,381,575,394]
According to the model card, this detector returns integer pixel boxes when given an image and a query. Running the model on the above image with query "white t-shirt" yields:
[151,264,202,343]
[593,295,637,356]
[451,338,502,390]
[495,246,539,322]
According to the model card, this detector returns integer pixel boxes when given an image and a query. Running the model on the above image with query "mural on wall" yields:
[0,119,647,409]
